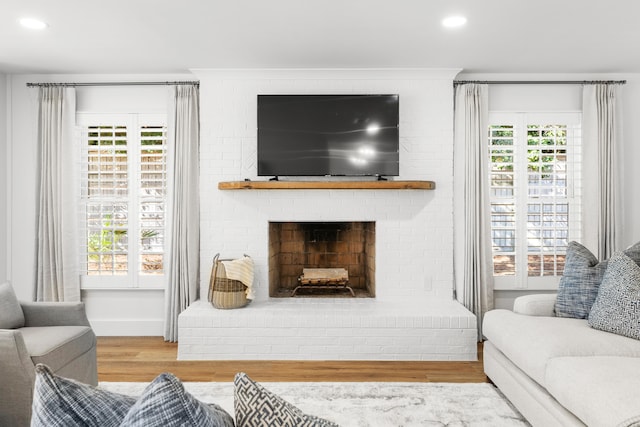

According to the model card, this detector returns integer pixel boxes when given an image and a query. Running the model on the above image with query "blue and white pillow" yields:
[31,364,137,427]
[588,252,640,340]
[31,365,234,427]
[555,241,640,318]
[120,372,234,427]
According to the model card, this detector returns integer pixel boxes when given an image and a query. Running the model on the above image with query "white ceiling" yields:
[1,0,639,75]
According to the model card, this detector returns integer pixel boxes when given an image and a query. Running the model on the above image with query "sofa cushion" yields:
[120,372,234,427]
[0,281,25,329]
[20,326,96,371]
[482,309,640,387]
[31,364,136,427]
[234,372,339,427]
[555,241,640,319]
[545,357,640,427]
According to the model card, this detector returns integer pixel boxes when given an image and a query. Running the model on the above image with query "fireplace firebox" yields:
[268,221,375,297]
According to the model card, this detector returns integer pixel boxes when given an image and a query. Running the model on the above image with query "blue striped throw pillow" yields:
[120,372,234,426]
[31,364,136,427]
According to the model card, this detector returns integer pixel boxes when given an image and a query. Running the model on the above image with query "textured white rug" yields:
[100,381,530,426]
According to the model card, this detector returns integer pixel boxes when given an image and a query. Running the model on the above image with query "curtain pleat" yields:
[582,84,622,259]
[453,83,494,341]
[35,87,80,302]
[164,84,200,342]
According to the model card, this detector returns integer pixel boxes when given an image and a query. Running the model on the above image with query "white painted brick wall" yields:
[196,69,458,303]
[181,69,476,361]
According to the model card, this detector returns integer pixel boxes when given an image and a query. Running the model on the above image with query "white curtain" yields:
[35,86,80,302]
[582,84,623,259]
[453,83,494,341]
[164,84,201,342]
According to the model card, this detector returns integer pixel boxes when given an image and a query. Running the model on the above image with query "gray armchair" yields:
[0,282,97,426]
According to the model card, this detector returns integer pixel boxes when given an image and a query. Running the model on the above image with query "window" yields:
[489,112,581,289]
[78,114,167,288]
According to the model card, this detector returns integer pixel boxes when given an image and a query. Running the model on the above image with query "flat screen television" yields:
[257,94,399,177]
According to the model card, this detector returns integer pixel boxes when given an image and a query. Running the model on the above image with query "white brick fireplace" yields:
[177,69,477,361]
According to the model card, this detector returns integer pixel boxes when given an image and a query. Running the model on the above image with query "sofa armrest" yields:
[513,294,557,317]
[21,302,90,327]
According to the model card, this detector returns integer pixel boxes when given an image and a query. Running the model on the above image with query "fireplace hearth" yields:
[268,221,375,297]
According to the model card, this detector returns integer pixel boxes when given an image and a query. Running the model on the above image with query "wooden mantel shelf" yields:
[218,180,435,190]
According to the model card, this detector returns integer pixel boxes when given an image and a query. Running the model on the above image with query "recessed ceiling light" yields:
[19,17,48,30]
[442,15,467,28]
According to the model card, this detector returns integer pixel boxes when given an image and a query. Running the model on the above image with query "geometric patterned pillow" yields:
[555,241,640,318]
[31,364,137,427]
[119,372,234,427]
[234,372,339,427]
[588,252,640,340]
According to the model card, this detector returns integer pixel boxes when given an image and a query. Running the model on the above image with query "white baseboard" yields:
[90,319,164,336]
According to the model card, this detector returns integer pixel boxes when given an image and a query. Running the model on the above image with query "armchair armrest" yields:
[0,330,34,375]
[513,294,557,317]
[21,302,90,327]
[0,329,37,425]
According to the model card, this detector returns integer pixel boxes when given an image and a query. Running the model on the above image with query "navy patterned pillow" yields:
[120,372,234,427]
[31,364,137,427]
[555,241,640,318]
[234,372,338,427]
[588,252,640,340]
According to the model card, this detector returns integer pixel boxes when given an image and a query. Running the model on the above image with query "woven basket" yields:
[208,254,249,309]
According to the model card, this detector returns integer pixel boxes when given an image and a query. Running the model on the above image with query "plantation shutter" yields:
[138,123,168,276]
[489,112,582,290]
[78,113,167,288]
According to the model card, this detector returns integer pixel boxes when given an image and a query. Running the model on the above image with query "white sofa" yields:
[483,293,640,427]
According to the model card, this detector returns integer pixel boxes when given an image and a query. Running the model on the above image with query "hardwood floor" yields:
[97,337,488,383]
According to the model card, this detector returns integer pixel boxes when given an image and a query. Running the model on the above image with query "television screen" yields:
[257,94,399,177]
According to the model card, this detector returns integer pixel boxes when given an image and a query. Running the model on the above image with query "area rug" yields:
[100,381,530,426]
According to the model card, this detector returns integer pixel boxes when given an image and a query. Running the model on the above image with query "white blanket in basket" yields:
[221,257,255,299]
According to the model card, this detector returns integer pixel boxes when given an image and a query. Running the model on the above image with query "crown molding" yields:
[190,68,461,81]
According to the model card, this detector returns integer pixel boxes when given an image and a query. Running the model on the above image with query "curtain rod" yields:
[453,80,626,86]
[26,81,199,88]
